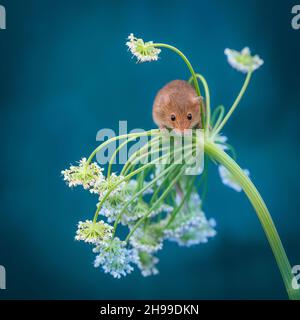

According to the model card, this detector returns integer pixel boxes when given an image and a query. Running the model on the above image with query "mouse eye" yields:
[187,113,192,120]
[171,114,176,121]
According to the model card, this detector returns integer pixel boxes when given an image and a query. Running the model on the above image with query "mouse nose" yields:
[173,128,186,136]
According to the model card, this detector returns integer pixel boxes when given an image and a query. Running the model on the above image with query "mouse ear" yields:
[158,94,170,106]
[192,96,203,105]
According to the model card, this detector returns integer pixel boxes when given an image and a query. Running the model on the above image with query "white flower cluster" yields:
[214,134,229,151]
[218,165,250,192]
[164,192,217,247]
[164,216,216,247]
[126,33,161,63]
[134,250,159,277]
[225,47,263,73]
[129,225,163,254]
[91,173,125,196]
[93,237,136,279]
[98,179,171,226]
[98,180,146,224]
[116,199,149,225]
[211,137,250,192]
[61,158,104,189]
[62,157,217,278]
[75,220,113,244]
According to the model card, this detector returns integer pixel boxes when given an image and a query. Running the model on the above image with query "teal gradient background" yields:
[0,0,299,299]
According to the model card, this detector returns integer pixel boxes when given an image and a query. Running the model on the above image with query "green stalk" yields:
[213,71,252,136]
[154,43,201,96]
[107,136,138,178]
[153,43,204,128]
[123,144,171,176]
[189,73,211,133]
[211,105,225,132]
[125,166,186,242]
[93,152,171,223]
[112,164,178,236]
[121,137,160,175]
[86,129,159,165]
[150,165,180,205]
[205,141,300,300]
[165,176,196,228]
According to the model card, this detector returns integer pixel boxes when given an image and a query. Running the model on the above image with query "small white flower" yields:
[118,200,149,225]
[214,134,229,151]
[134,250,159,277]
[164,192,217,247]
[129,224,163,254]
[75,220,113,244]
[90,173,125,196]
[93,237,136,279]
[218,165,250,192]
[98,201,123,224]
[126,33,161,63]
[61,158,104,190]
[225,47,263,73]
[97,180,145,224]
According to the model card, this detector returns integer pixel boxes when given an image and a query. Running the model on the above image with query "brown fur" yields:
[153,80,203,132]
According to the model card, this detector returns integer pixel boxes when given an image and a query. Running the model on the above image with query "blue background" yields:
[0,0,299,299]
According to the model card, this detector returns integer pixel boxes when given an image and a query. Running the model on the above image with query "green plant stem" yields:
[123,144,171,176]
[150,165,180,205]
[154,43,201,96]
[122,136,193,176]
[205,141,300,300]
[165,176,196,228]
[125,166,186,243]
[122,143,164,176]
[107,136,138,178]
[213,71,252,136]
[189,73,211,133]
[121,137,160,175]
[92,153,170,223]
[86,130,160,165]
[112,164,178,237]
[211,105,225,132]
[153,43,204,128]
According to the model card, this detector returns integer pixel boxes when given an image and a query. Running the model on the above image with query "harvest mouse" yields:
[152,80,203,133]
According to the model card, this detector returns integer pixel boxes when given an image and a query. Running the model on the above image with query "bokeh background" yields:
[0,0,299,299]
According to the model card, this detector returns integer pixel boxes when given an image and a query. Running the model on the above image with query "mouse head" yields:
[158,94,202,133]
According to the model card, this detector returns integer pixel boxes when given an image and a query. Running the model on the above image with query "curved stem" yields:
[112,164,177,237]
[165,176,196,228]
[213,71,252,136]
[125,166,186,243]
[150,165,179,205]
[93,153,170,223]
[122,138,161,175]
[107,136,137,178]
[123,144,171,176]
[154,43,201,96]
[86,130,159,165]
[205,141,300,300]
[211,105,225,133]
[153,43,204,127]
[189,73,211,133]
